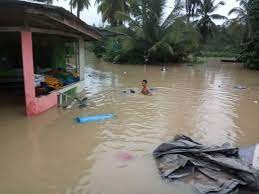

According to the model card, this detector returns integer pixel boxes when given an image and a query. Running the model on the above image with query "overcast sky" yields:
[37,0,240,26]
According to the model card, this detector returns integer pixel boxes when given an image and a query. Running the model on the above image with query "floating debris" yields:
[116,152,134,161]
[63,97,88,109]
[76,114,114,124]
[130,89,136,94]
[63,99,77,109]
[75,97,88,108]
[160,67,167,72]
[234,85,247,90]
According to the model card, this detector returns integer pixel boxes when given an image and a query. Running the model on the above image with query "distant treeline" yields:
[33,0,259,68]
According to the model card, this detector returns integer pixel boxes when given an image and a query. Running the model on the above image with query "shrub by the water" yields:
[88,0,258,68]
[240,0,259,69]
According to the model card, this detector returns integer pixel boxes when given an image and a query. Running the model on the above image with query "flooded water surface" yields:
[0,56,259,194]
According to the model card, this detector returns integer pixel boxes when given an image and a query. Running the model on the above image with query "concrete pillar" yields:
[21,31,36,116]
[78,39,85,81]
[21,31,58,116]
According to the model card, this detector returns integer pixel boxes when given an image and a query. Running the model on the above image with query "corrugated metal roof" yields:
[0,0,102,40]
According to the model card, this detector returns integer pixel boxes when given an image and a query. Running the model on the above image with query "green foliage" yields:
[225,21,246,49]
[239,0,259,69]
[185,0,201,22]
[88,35,147,64]
[91,0,200,64]
[88,41,105,58]
[90,0,257,67]
[188,56,206,64]
[249,0,259,50]
[197,51,239,58]
[228,0,249,24]
[102,38,123,62]
[239,42,259,68]
[196,22,244,57]
[33,36,67,69]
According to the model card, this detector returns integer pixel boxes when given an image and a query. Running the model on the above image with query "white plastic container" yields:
[34,74,45,87]
[239,143,259,170]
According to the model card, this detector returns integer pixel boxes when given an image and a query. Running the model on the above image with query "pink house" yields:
[0,0,101,116]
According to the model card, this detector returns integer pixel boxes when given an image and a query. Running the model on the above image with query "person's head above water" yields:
[141,80,151,95]
[142,80,148,87]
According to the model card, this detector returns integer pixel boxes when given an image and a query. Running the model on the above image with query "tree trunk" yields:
[111,18,117,27]
[187,14,190,23]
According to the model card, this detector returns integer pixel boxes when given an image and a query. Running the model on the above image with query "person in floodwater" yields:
[141,80,151,95]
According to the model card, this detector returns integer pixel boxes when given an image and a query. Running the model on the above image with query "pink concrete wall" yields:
[21,31,58,116]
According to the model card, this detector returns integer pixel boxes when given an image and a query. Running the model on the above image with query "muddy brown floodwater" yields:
[0,55,259,194]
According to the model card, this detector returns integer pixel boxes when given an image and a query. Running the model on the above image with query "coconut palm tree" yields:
[95,0,130,27]
[69,0,90,18]
[194,0,226,42]
[112,0,199,62]
[228,0,250,41]
[228,0,249,24]
[185,0,201,22]
[172,0,200,22]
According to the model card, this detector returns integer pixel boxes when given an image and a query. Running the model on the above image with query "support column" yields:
[79,39,85,81]
[21,31,58,116]
[21,31,36,116]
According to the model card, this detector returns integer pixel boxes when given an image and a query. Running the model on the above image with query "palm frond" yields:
[96,0,130,26]
[150,0,166,21]
[115,11,132,22]
[148,41,174,57]
[238,0,249,8]
[228,7,244,16]
[161,0,184,29]
[210,14,227,20]
[210,0,225,13]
